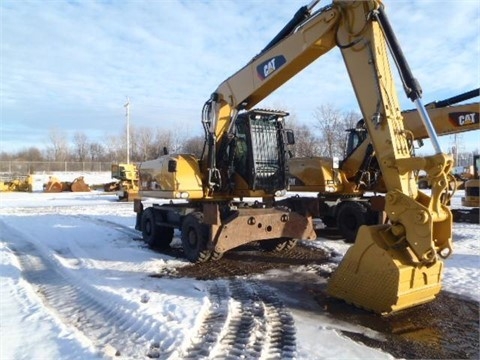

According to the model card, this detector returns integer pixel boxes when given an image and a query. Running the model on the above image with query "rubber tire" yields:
[141,208,174,250]
[418,179,429,189]
[322,216,337,228]
[336,201,370,244]
[259,238,297,252]
[181,212,211,263]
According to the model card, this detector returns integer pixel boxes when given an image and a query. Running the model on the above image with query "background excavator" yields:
[289,89,479,241]
[457,154,480,222]
[135,0,455,314]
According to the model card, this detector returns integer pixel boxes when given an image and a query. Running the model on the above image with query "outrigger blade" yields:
[327,224,444,315]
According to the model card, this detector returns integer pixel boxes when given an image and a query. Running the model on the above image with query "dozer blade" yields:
[327,224,443,314]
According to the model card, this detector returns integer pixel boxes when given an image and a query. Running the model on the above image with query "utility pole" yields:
[124,97,130,164]
[452,133,461,167]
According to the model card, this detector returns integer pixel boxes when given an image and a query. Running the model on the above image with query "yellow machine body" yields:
[0,175,33,192]
[139,154,204,200]
[111,163,139,201]
[289,157,361,195]
[461,155,479,208]
[462,179,479,207]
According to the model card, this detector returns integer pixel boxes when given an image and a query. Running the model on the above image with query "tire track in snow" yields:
[9,239,179,359]
[180,282,230,359]
[181,279,297,359]
[5,214,298,358]
[74,214,140,239]
[61,215,298,358]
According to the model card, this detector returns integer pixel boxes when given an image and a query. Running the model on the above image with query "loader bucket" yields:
[327,224,443,314]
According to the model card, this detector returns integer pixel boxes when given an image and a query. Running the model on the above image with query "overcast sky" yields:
[1,0,479,155]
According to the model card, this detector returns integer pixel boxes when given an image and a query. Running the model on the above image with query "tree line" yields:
[2,104,363,164]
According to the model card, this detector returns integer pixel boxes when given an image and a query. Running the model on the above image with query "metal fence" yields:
[0,161,113,174]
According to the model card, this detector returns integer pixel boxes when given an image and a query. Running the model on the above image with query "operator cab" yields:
[345,119,367,158]
[220,109,293,194]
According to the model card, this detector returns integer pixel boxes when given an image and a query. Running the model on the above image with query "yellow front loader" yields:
[0,175,33,192]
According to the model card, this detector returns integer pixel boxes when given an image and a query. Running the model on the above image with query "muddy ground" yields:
[150,235,479,360]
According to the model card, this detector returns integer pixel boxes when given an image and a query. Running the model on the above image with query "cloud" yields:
[1,0,478,153]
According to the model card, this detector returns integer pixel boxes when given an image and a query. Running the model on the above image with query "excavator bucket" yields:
[70,177,91,192]
[327,224,443,314]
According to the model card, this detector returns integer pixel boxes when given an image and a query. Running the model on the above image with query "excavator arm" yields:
[202,0,454,313]
[324,2,454,312]
[341,89,479,180]
[403,89,479,140]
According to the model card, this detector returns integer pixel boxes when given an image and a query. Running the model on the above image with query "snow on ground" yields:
[0,179,478,359]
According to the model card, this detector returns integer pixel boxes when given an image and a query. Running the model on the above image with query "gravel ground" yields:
[152,241,479,360]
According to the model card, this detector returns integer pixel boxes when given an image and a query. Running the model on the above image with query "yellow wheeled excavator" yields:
[289,89,479,241]
[135,0,455,314]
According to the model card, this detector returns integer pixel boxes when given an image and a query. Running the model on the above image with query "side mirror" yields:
[285,129,295,145]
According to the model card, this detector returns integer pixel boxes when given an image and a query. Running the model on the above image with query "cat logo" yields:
[449,112,479,127]
[256,55,287,80]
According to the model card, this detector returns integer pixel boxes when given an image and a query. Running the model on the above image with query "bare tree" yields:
[46,127,69,161]
[154,129,176,156]
[182,135,205,158]
[104,134,124,162]
[288,122,322,157]
[89,142,105,162]
[15,147,44,161]
[72,131,89,162]
[313,104,360,158]
[282,113,319,157]
[134,126,156,161]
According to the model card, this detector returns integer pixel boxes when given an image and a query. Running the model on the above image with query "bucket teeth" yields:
[327,225,443,314]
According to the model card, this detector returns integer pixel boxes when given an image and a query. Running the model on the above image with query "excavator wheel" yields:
[181,212,212,263]
[141,208,174,250]
[259,237,297,252]
[336,201,375,243]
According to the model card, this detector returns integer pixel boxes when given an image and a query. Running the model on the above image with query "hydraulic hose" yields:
[372,6,443,154]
